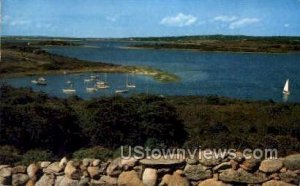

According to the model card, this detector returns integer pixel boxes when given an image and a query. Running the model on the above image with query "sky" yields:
[1,0,300,38]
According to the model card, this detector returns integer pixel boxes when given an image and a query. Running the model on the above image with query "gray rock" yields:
[82,159,93,167]
[184,164,212,181]
[59,157,68,169]
[279,170,300,185]
[213,162,232,172]
[186,158,198,165]
[283,154,300,170]
[0,167,12,178]
[58,176,79,186]
[64,161,81,180]
[219,168,269,184]
[87,166,101,180]
[79,177,90,186]
[240,158,260,172]
[140,157,185,166]
[44,162,64,175]
[259,159,283,173]
[12,165,27,174]
[0,176,11,185]
[40,161,51,168]
[106,158,122,177]
[12,173,29,186]
[35,174,55,186]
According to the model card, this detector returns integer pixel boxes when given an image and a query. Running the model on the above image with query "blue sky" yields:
[2,0,300,37]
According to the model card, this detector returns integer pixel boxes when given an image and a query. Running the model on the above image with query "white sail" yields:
[283,79,290,95]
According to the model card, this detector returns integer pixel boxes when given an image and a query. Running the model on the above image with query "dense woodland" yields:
[0,85,299,165]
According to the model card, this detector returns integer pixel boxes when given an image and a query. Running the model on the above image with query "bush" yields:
[20,150,54,165]
[73,146,113,161]
[0,146,21,165]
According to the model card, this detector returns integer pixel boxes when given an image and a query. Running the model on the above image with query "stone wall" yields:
[0,153,299,186]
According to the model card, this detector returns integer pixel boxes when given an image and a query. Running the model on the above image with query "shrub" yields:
[0,146,21,165]
[73,146,113,161]
[20,150,54,165]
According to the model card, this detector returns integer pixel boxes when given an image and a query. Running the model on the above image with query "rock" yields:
[279,170,300,185]
[12,173,29,186]
[232,151,245,163]
[259,159,283,173]
[140,157,185,166]
[27,163,40,181]
[55,176,64,186]
[186,158,198,165]
[35,174,55,186]
[79,177,90,186]
[142,168,157,186]
[0,166,12,178]
[87,166,101,180]
[198,178,232,186]
[82,158,93,167]
[229,159,239,170]
[219,168,269,184]
[159,170,189,186]
[198,150,223,167]
[92,159,100,167]
[262,180,295,186]
[121,157,138,170]
[64,161,81,180]
[40,161,51,168]
[184,164,212,181]
[99,162,109,174]
[43,162,63,175]
[106,158,122,177]
[0,176,11,185]
[58,176,79,186]
[59,157,68,169]
[118,170,144,186]
[97,175,117,185]
[213,162,232,172]
[240,158,260,172]
[157,168,171,175]
[12,165,27,174]
[283,154,300,170]
[25,179,35,186]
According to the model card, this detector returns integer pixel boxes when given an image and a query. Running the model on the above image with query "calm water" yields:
[2,41,300,102]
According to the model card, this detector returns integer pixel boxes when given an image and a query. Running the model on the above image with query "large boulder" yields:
[27,163,40,181]
[87,166,101,180]
[198,178,232,186]
[142,168,157,186]
[262,180,295,186]
[43,162,64,175]
[184,164,212,181]
[12,173,29,186]
[279,170,300,185]
[259,159,283,173]
[59,157,68,169]
[58,176,80,186]
[35,174,55,186]
[0,166,12,178]
[64,161,81,180]
[219,168,269,184]
[12,165,27,174]
[118,170,144,186]
[159,170,189,186]
[213,162,232,172]
[240,158,260,172]
[140,156,185,166]
[283,154,300,170]
[92,175,117,185]
[107,158,122,176]
[40,161,51,169]
[121,157,138,170]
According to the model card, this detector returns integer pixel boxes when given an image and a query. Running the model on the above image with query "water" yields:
[2,41,300,102]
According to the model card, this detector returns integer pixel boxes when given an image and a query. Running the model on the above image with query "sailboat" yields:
[63,83,76,94]
[31,77,47,85]
[126,74,136,88]
[283,79,290,95]
[96,73,109,89]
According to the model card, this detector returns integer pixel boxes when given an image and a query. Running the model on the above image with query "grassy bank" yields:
[0,86,299,164]
[0,41,179,82]
[130,35,300,53]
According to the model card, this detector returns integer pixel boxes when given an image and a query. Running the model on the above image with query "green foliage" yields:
[72,146,113,161]
[19,150,54,165]
[0,146,21,165]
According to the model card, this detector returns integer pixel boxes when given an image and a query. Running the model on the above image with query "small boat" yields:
[115,89,128,94]
[86,87,97,92]
[63,83,76,94]
[66,80,72,84]
[31,77,47,85]
[84,79,92,83]
[90,75,98,80]
[126,74,136,88]
[283,79,290,95]
[96,81,109,89]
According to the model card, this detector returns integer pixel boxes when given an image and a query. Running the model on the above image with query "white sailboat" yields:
[283,79,290,95]
[126,74,136,88]
[96,73,109,89]
[63,83,76,94]
[31,77,47,85]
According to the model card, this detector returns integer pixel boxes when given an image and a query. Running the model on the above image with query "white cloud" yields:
[160,13,197,27]
[213,16,237,22]
[284,24,290,27]
[229,18,260,29]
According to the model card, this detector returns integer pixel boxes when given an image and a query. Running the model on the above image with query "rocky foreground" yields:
[0,153,300,186]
